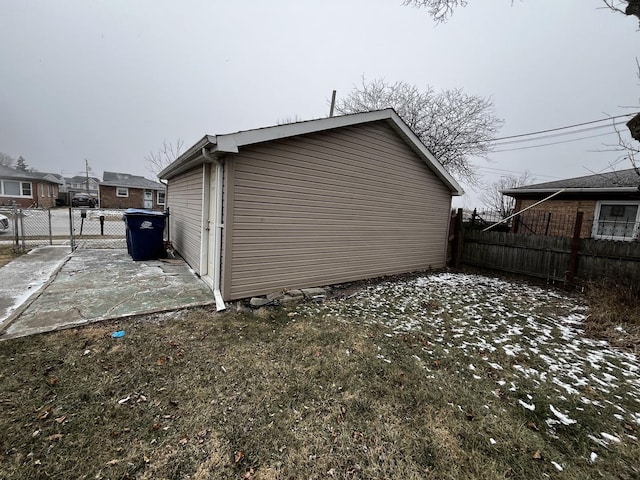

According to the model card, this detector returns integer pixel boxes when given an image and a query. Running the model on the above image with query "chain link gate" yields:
[0,205,53,253]
[69,207,169,251]
[69,208,128,250]
[0,207,169,252]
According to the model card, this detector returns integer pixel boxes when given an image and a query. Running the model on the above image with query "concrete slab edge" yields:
[0,300,217,341]
[0,252,73,337]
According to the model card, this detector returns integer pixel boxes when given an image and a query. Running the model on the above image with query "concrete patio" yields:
[0,247,215,340]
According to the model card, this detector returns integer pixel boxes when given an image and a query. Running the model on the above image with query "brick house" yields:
[99,171,166,210]
[0,165,63,208]
[503,168,640,241]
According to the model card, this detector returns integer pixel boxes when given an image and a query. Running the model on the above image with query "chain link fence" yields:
[0,206,54,252]
[70,208,128,250]
[1,207,169,252]
[464,208,597,239]
[69,208,170,251]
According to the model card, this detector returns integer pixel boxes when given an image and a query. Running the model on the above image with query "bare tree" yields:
[403,1,639,23]
[0,152,15,167]
[602,1,640,22]
[146,139,184,179]
[335,77,503,184]
[402,0,468,23]
[608,119,640,176]
[277,115,304,125]
[480,171,533,218]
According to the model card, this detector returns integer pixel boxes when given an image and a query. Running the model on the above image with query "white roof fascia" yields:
[159,136,217,179]
[213,135,238,153]
[214,110,394,150]
[502,187,639,195]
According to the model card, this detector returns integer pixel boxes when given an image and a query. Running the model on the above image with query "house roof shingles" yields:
[101,171,165,190]
[0,165,63,184]
[503,168,640,194]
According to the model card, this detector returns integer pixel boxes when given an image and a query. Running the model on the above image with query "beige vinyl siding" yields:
[166,166,204,274]
[224,121,452,300]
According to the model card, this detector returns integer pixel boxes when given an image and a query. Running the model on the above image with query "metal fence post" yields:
[18,208,25,252]
[68,207,75,252]
[12,204,19,253]
[48,208,53,245]
[165,206,170,244]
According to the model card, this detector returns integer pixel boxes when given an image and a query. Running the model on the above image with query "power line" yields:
[491,123,617,147]
[447,112,637,147]
[491,131,618,153]
[489,113,635,143]
[476,166,560,179]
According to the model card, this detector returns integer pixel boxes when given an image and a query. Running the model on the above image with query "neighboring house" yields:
[0,165,63,208]
[61,175,100,196]
[99,172,166,209]
[159,109,463,308]
[59,175,100,205]
[503,168,640,241]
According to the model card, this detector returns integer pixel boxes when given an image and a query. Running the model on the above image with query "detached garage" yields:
[159,109,463,310]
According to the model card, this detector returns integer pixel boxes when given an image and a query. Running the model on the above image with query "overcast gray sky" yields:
[1,0,638,207]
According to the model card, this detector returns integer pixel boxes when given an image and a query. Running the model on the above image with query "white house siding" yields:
[166,166,204,274]
[222,121,452,300]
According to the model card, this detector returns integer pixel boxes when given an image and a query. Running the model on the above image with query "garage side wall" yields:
[223,121,452,300]
[166,166,204,274]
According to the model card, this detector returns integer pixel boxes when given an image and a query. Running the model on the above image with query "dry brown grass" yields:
[0,245,18,268]
[582,282,640,353]
[0,277,639,479]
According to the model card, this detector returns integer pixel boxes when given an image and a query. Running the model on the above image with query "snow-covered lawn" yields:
[297,272,640,468]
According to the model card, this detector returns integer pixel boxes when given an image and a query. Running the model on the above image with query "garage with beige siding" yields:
[165,166,205,274]
[160,109,463,308]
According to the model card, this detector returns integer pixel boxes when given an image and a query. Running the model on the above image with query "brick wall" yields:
[513,199,596,238]
[35,182,59,208]
[99,186,165,210]
[0,182,58,208]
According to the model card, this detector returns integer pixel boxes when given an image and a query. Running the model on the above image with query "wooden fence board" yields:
[462,230,640,287]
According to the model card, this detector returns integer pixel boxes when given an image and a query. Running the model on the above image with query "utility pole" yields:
[85,159,91,195]
[329,90,337,117]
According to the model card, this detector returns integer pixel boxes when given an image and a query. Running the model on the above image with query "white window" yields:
[157,191,166,206]
[0,180,32,197]
[592,201,640,241]
[116,187,129,197]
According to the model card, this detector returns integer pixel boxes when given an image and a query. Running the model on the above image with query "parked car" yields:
[71,194,97,208]
[0,213,9,231]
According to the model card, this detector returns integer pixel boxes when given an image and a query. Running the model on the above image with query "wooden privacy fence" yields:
[461,228,640,288]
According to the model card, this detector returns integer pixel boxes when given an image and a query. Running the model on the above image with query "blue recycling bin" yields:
[122,209,166,261]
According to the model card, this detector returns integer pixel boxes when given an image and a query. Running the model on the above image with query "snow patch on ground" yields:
[297,272,640,448]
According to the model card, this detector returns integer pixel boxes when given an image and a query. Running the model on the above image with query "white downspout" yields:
[202,147,226,311]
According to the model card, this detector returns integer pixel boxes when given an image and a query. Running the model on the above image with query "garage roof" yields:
[159,109,463,196]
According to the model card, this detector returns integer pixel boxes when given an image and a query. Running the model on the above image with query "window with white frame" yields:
[592,201,640,241]
[116,187,129,197]
[157,191,166,206]
[0,180,32,197]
